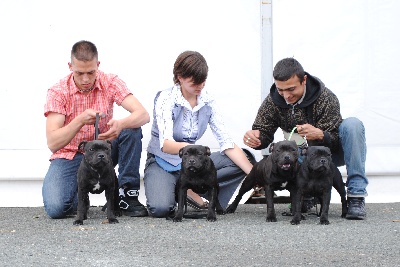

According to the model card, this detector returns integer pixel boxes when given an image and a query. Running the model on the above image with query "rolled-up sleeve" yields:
[155,91,174,149]
[208,99,234,153]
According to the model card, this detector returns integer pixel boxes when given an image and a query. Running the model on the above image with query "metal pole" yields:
[260,0,273,156]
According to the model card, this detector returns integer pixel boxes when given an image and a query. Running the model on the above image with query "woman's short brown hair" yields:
[173,51,208,85]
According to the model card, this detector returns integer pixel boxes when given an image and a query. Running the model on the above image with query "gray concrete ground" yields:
[1,202,399,267]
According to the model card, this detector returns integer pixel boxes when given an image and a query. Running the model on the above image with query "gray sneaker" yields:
[346,197,366,220]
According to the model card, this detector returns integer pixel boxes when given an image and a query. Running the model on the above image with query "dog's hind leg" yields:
[225,172,256,214]
[214,185,225,215]
[333,170,348,218]
[336,185,348,218]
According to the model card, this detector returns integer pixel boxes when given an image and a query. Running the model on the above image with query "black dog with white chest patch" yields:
[173,145,224,222]
[73,140,120,225]
[226,140,299,222]
[291,146,347,225]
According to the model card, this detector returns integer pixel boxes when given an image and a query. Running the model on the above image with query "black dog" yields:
[226,140,299,222]
[73,140,120,225]
[290,146,347,225]
[173,145,224,222]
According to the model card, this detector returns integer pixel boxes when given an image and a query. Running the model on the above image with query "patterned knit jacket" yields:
[252,72,343,152]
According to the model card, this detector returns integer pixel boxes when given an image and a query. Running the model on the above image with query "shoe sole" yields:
[123,210,149,217]
[346,214,366,220]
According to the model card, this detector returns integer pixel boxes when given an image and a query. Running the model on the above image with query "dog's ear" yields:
[204,146,211,156]
[268,143,275,153]
[106,140,112,148]
[179,147,184,158]
[78,141,88,151]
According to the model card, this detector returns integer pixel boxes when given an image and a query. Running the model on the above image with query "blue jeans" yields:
[336,117,368,197]
[297,117,368,197]
[42,128,143,219]
[144,152,246,218]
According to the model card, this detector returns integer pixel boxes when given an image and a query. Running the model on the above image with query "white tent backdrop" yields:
[0,0,261,180]
[272,0,400,175]
[0,0,398,181]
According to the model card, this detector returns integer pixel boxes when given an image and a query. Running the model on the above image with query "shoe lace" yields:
[349,198,364,208]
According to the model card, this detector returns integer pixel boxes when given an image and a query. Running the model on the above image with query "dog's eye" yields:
[89,148,94,151]
[197,152,203,156]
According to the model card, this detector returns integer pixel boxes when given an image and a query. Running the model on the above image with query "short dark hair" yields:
[173,51,208,85]
[273,58,305,83]
[71,40,98,62]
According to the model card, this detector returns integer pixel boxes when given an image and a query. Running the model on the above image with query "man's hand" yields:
[79,109,104,126]
[296,123,324,141]
[243,130,261,148]
[98,119,122,141]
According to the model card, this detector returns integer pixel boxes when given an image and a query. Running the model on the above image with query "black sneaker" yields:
[119,189,148,217]
[346,197,366,220]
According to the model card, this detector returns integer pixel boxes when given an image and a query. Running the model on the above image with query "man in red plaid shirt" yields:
[42,40,150,218]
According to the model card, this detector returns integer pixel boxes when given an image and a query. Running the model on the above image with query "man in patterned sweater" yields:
[244,57,368,220]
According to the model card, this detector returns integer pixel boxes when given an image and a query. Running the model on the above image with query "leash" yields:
[288,126,297,141]
[94,113,100,140]
[288,126,308,147]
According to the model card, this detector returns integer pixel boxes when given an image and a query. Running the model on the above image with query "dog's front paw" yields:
[108,218,119,224]
[206,216,217,222]
[290,219,300,225]
[172,216,183,222]
[73,220,84,225]
[216,209,225,215]
[319,219,330,225]
[266,216,277,222]
[216,207,226,215]
[115,210,122,217]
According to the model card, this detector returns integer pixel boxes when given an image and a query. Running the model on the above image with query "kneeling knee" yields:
[44,202,74,219]
[147,204,174,218]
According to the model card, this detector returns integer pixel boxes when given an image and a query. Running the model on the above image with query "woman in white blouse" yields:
[144,51,254,218]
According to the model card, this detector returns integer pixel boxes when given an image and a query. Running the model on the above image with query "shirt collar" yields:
[172,83,212,111]
[69,72,101,93]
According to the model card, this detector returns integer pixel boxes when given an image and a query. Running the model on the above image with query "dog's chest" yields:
[271,180,291,191]
[186,176,211,193]
[92,181,102,192]
[304,172,333,193]
[86,172,108,194]
[269,171,295,189]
